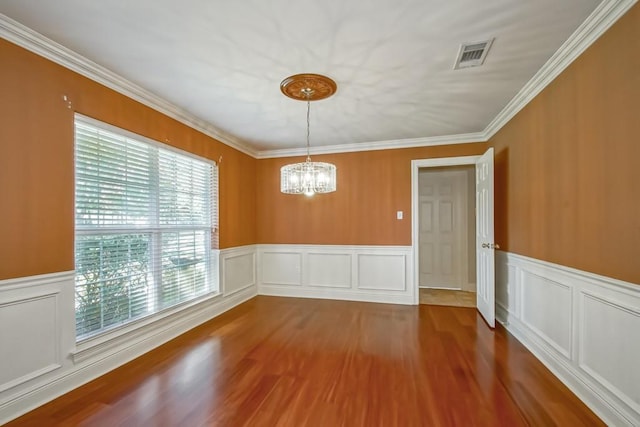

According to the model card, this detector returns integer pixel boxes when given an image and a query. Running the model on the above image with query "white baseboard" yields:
[496,251,640,426]
[260,285,414,305]
[0,248,258,425]
[257,244,415,305]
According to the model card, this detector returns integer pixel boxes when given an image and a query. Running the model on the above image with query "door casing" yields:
[411,155,481,305]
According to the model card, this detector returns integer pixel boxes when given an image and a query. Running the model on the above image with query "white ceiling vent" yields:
[454,38,494,69]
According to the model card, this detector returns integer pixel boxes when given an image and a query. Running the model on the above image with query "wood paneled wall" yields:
[490,4,640,284]
[0,39,256,280]
[256,144,487,245]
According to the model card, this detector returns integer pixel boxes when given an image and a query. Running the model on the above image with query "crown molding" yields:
[2,0,636,159]
[0,13,258,158]
[259,0,637,158]
[483,0,638,140]
[256,132,487,159]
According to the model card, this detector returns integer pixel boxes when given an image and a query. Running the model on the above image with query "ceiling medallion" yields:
[280,73,337,101]
[280,73,337,196]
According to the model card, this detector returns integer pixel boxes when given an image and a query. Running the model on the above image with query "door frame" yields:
[411,156,481,305]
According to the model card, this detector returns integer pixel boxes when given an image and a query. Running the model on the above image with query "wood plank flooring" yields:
[6,296,603,426]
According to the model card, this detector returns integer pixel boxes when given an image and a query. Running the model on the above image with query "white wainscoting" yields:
[0,272,73,397]
[0,246,258,425]
[258,245,414,305]
[496,251,640,426]
[221,245,257,297]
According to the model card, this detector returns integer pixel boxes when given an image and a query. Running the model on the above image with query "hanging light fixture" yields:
[280,74,337,196]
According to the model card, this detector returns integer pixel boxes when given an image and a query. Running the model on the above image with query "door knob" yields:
[481,243,500,249]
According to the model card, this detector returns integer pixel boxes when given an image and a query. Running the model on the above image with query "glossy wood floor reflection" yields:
[7,296,603,427]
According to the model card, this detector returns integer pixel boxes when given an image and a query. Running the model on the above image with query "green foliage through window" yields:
[74,117,217,339]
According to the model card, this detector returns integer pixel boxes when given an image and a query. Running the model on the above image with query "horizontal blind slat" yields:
[75,119,215,340]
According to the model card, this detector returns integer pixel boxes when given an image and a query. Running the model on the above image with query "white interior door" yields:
[418,170,467,289]
[476,148,495,328]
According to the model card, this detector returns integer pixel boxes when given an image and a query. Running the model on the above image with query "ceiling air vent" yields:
[454,38,494,69]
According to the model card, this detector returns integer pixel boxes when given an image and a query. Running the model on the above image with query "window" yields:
[74,116,218,339]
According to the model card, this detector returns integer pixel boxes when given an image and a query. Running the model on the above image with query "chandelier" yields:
[280,74,337,196]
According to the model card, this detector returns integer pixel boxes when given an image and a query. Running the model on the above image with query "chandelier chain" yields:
[306,97,311,162]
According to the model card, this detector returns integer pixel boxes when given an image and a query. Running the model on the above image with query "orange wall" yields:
[256,144,488,245]
[3,4,638,285]
[490,4,640,284]
[0,39,256,280]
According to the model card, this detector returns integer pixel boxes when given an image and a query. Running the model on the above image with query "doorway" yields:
[411,151,496,327]
[417,165,476,307]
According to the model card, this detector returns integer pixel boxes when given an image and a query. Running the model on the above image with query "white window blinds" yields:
[74,116,218,339]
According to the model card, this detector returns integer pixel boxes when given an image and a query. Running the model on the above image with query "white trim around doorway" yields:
[411,155,481,304]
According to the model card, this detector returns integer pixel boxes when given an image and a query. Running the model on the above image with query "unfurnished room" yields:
[0,0,639,425]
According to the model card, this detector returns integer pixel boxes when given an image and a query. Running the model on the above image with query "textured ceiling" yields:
[0,0,602,152]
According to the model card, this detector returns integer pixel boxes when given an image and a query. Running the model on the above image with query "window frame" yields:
[73,114,220,343]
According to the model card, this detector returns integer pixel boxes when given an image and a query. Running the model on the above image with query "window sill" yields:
[71,291,222,364]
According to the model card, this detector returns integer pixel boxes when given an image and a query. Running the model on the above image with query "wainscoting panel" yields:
[258,245,413,305]
[496,261,518,317]
[0,272,75,414]
[221,246,256,296]
[520,270,573,358]
[579,291,640,415]
[261,252,302,286]
[357,254,406,291]
[307,253,351,288]
[0,292,60,393]
[496,251,640,426]
[0,274,72,396]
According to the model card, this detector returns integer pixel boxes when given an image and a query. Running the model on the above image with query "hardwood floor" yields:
[7,296,603,426]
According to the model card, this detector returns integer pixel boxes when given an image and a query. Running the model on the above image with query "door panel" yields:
[420,243,433,274]
[420,201,433,232]
[441,244,453,274]
[476,148,495,328]
[440,202,453,231]
[418,170,467,289]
